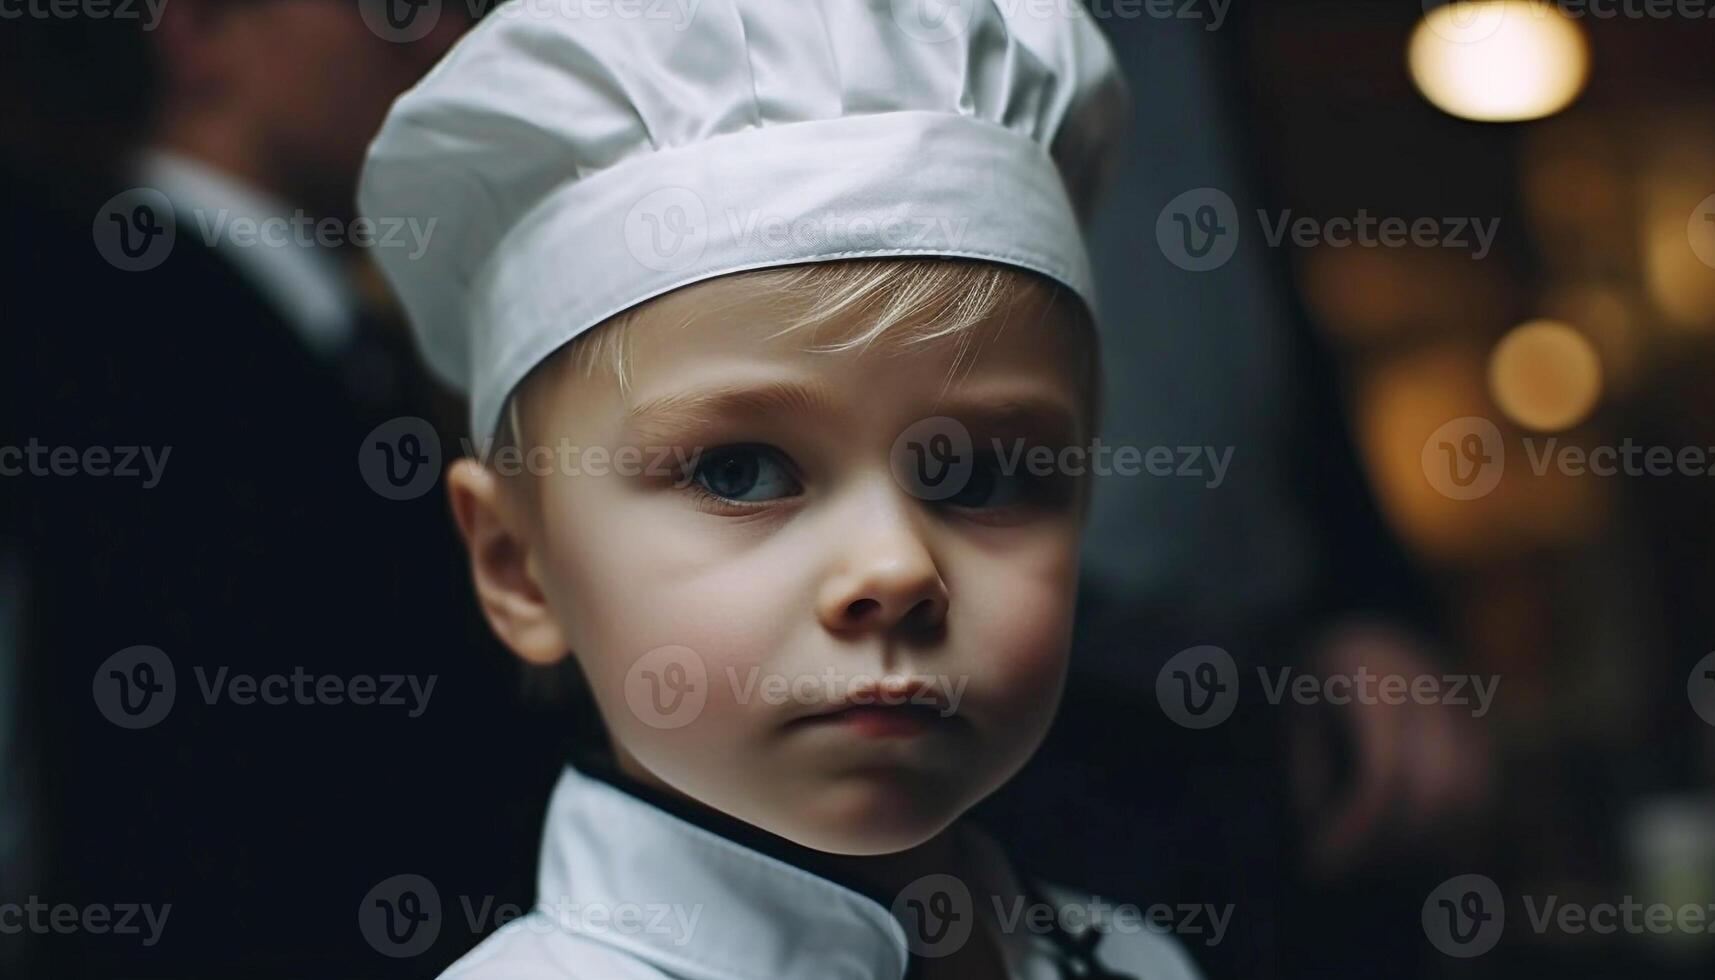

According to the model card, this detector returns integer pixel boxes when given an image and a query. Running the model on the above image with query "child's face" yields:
[477,271,1092,855]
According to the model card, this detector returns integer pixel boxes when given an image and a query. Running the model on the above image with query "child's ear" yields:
[446,459,571,667]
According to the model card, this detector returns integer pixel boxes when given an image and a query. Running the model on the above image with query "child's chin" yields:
[773,814,953,856]
[760,774,972,855]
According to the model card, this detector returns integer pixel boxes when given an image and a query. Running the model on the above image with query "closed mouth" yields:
[788,700,961,737]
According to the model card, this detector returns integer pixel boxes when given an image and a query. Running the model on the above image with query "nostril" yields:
[845,598,881,621]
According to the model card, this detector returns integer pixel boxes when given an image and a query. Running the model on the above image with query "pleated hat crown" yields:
[359,0,1129,438]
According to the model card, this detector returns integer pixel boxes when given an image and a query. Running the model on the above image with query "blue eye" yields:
[944,455,1030,509]
[691,445,799,502]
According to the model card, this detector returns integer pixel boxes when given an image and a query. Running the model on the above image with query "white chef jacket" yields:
[440,763,1204,980]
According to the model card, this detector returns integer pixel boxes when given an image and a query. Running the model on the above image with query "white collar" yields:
[138,149,357,357]
[536,764,913,980]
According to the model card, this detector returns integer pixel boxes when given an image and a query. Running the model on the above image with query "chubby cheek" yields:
[532,480,801,774]
[949,531,1080,748]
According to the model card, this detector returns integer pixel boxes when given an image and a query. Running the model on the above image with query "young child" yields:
[360,2,1202,977]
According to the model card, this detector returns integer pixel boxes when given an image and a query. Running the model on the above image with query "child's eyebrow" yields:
[624,379,839,438]
[936,393,1082,445]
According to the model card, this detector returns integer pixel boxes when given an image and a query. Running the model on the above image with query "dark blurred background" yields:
[3,1,1714,977]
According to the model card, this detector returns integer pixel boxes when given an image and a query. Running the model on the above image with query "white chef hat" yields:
[359,0,1128,439]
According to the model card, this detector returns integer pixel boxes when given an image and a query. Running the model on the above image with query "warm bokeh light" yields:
[1540,284,1640,396]
[1488,319,1603,431]
[1298,246,1511,345]
[1644,182,1715,333]
[1409,2,1590,123]
[1358,343,1603,563]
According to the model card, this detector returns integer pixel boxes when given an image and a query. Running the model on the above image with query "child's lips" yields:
[786,678,963,738]
[788,702,960,738]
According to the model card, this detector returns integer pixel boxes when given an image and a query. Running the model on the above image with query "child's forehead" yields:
[530,288,1087,442]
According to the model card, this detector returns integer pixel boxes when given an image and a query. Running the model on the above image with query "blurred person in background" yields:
[1,2,558,977]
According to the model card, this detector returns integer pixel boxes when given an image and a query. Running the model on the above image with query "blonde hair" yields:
[496,256,1100,450]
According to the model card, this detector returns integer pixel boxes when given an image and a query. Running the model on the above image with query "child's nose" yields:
[815,505,949,636]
